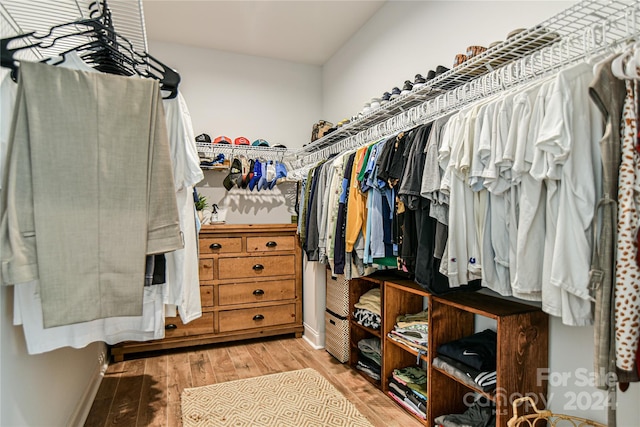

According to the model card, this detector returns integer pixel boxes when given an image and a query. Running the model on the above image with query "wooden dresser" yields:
[111,223,303,361]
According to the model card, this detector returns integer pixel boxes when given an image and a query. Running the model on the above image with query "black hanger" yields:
[0,1,181,98]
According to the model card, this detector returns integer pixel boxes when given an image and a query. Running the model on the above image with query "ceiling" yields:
[142,0,387,66]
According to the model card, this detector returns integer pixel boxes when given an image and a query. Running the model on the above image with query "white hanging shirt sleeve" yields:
[162,93,203,324]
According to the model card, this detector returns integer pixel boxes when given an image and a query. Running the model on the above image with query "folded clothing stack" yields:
[433,356,497,392]
[435,329,497,392]
[199,153,225,169]
[387,309,428,353]
[434,396,495,427]
[353,288,381,330]
[388,366,427,419]
[356,337,381,381]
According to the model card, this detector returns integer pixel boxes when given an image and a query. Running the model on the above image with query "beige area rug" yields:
[181,368,374,427]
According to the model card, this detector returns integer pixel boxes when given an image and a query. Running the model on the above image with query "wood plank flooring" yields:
[84,336,423,427]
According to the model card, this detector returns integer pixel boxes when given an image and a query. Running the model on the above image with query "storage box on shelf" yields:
[325,269,350,363]
[348,274,549,426]
[110,223,303,362]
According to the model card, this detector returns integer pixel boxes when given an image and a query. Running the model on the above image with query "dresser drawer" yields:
[199,237,242,254]
[247,235,296,253]
[201,285,213,307]
[199,259,214,281]
[218,304,296,332]
[164,312,214,338]
[218,279,296,306]
[218,255,295,279]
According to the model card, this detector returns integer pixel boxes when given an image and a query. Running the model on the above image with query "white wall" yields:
[149,41,322,150]
[0,286,106,427]
[321,1,639,424]
[149,41,321,225]
[196,171,298,225]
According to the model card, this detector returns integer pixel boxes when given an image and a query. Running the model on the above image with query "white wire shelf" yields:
[296,0,640,160]
[197,142,293,163]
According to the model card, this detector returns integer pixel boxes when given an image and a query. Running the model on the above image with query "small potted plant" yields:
[194,192,208,222]
[194,192,208,211]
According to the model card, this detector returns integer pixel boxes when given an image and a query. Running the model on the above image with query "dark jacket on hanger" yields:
[304,161,326,260]
[334,152,356,275]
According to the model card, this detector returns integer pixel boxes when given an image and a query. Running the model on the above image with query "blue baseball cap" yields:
[248,159,261,191]
[269,161,288,189]
[257,160,268,191]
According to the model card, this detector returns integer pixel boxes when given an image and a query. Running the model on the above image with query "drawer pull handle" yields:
[209,243,222,250]
[266,241,278,247]
[253,264,264,271]
[253,289,265,296]
[165,324,177,330]
[253,314,264,321]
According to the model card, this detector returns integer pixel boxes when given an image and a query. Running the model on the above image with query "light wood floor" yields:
[84,335,423,427]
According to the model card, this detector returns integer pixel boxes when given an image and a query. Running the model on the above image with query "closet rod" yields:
[295,0,640,168]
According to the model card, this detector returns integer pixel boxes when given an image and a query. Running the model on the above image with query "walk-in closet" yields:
[1,1,639,426]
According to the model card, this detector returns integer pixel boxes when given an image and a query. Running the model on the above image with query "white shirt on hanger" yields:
[538,62,603,326]
[162,91,204,324]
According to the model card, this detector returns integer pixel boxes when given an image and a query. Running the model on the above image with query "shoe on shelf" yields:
[435,65,450,76]
[401,80,413,95]
[340,118,351,127]
[361,102,371,115]
[381,91,391,105]
[466,45,487,59]
[370,97,381,109]
[426,70,436,80]
[454,53,468,67]
[390,87,401,100]
[413,74,426,90]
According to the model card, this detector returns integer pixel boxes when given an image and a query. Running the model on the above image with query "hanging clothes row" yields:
[297,123,480,293]
[297,50,639,376]
[0,6,203,354]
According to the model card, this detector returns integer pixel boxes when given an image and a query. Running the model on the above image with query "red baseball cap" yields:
[214,136,232,144]
[234,137,250,146]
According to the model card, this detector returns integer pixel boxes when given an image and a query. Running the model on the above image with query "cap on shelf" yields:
[214,136,232,144]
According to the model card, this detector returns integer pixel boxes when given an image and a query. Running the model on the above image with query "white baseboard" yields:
[67,343,109,427]
[303,322,325,349]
